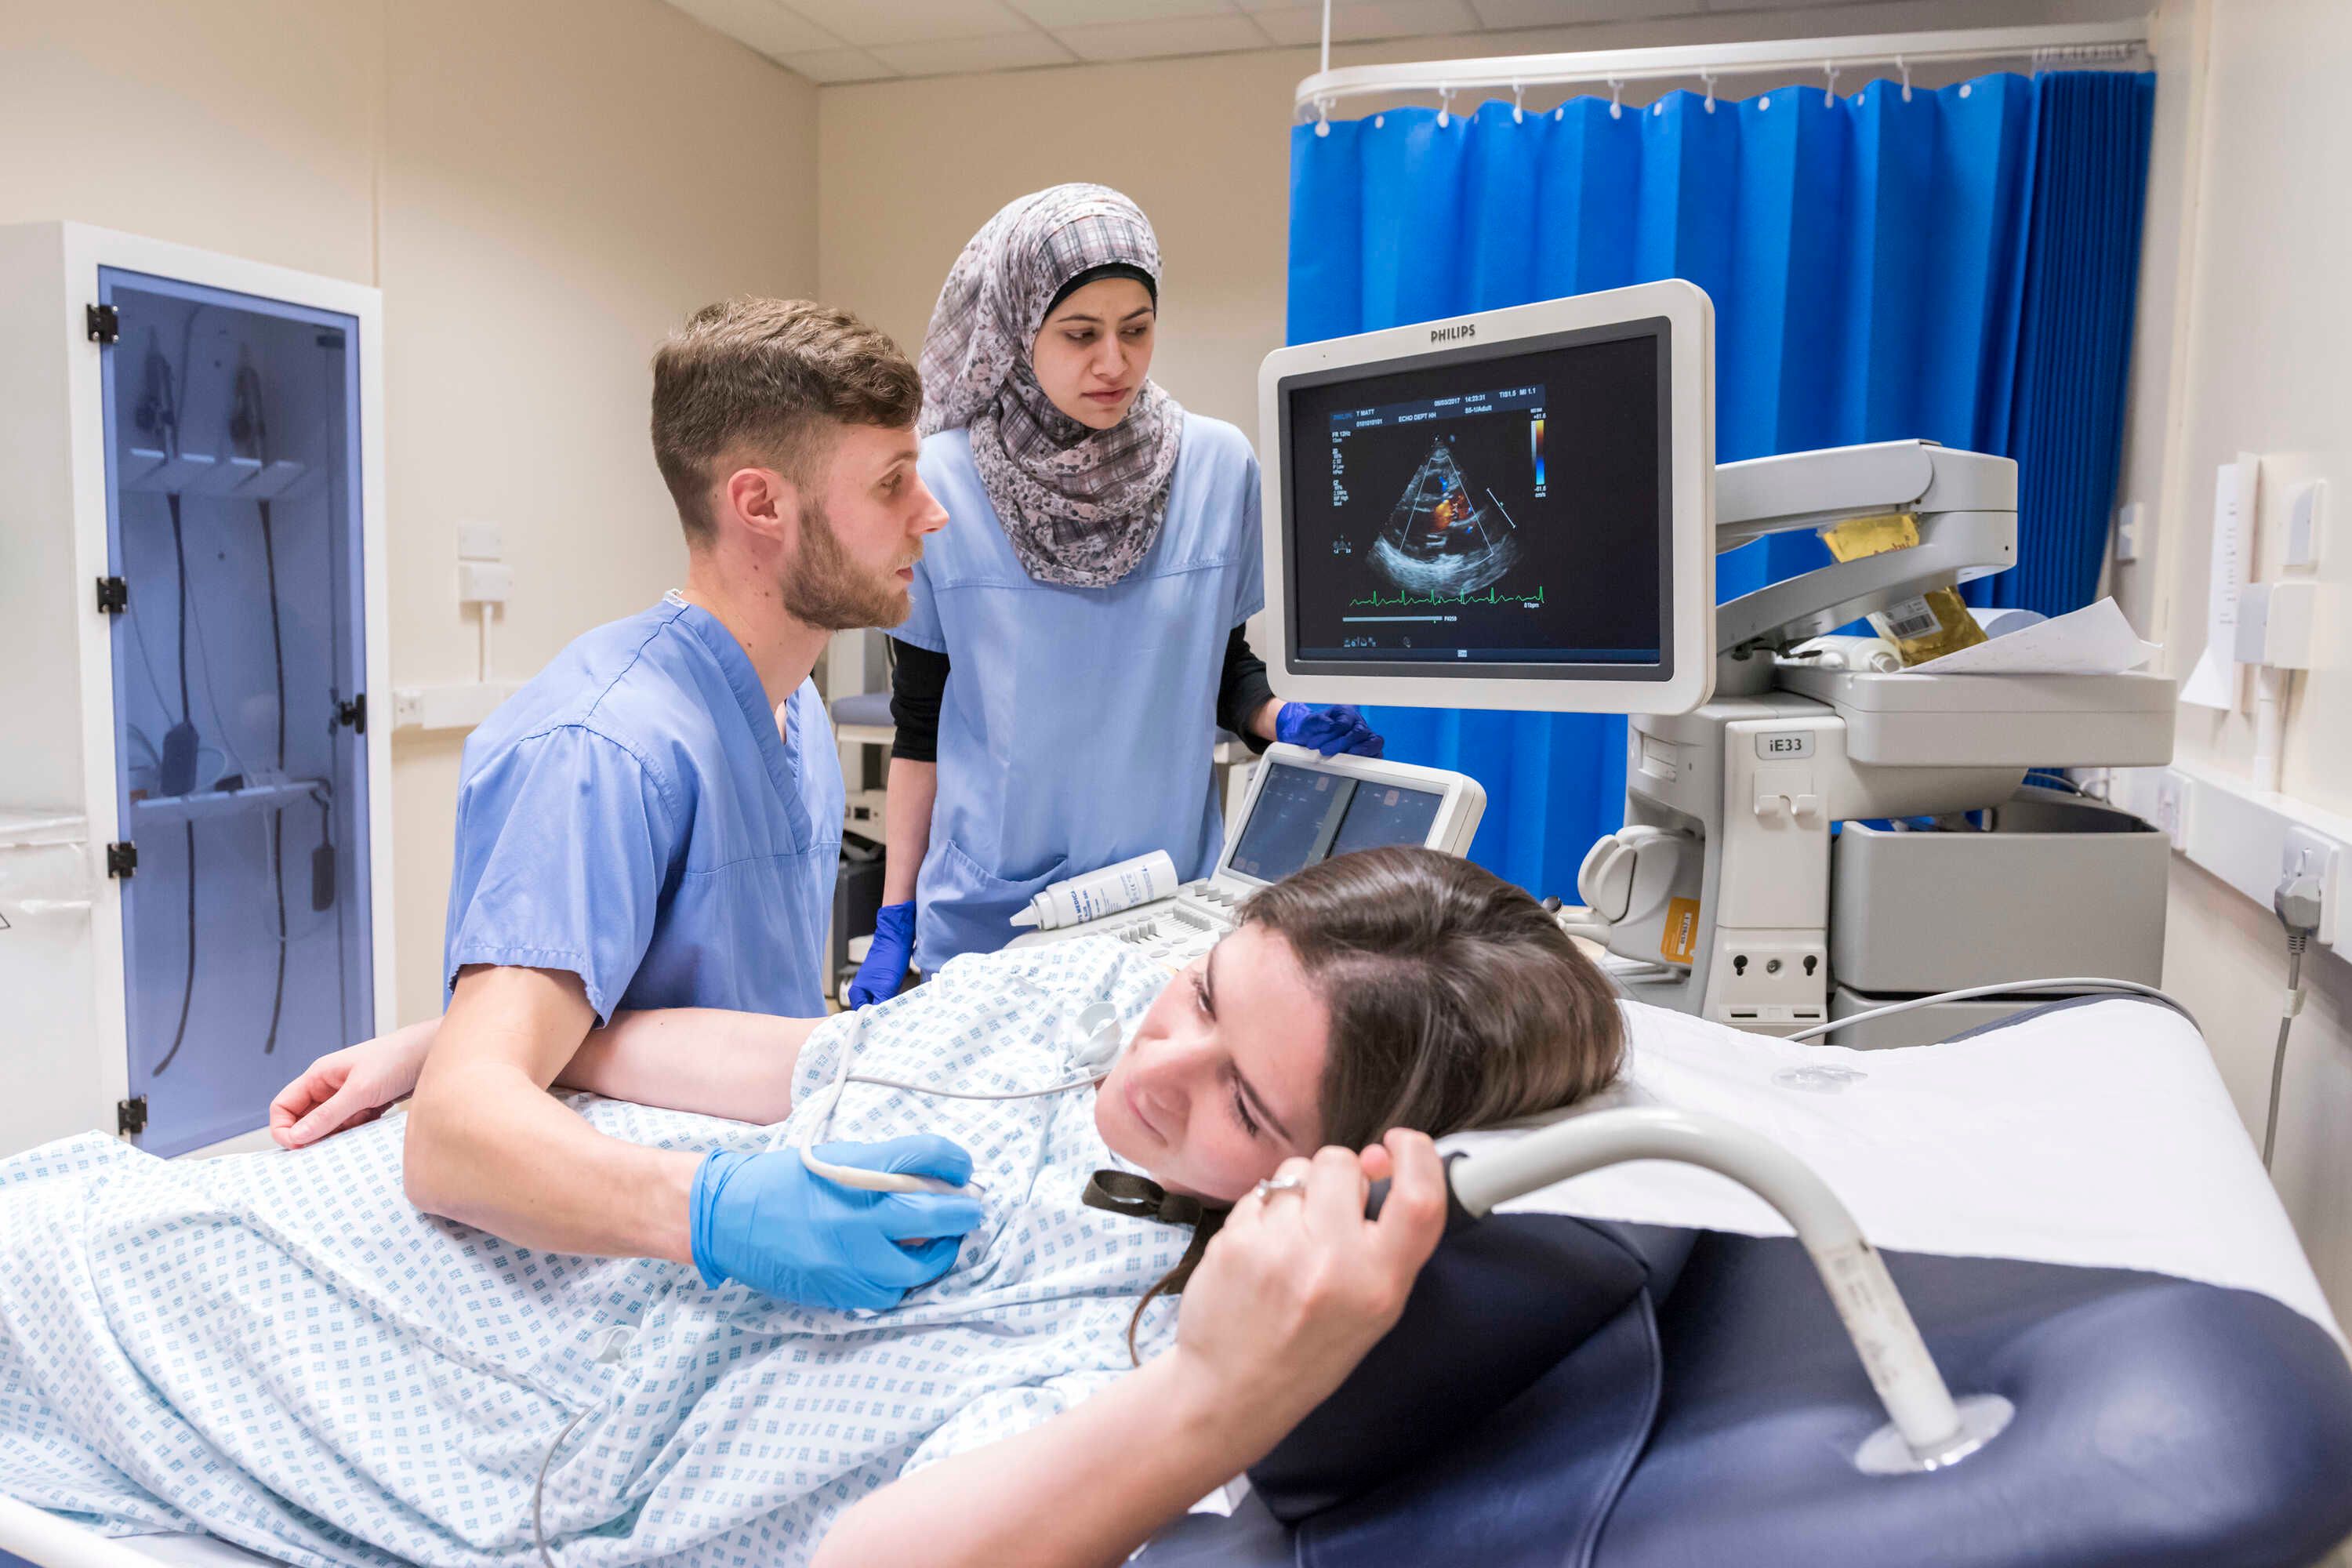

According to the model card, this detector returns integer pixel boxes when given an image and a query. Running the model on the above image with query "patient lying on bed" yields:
[0,848,1621,1568]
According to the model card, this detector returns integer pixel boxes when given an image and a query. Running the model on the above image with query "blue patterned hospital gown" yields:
[0,942,1191,1568]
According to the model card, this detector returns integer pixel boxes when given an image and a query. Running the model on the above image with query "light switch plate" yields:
[458,561,514,604]
[2114,500,2145,563]
[2285,481,2325,570]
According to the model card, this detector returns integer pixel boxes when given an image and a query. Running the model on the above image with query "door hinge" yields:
[96,575,129,614]
[336,693,367,734]
[86,303,120,345]
[105,840,136,878]
[117,1097,147,1137]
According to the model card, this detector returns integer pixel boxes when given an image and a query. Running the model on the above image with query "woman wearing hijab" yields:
[847,184,1383,1005]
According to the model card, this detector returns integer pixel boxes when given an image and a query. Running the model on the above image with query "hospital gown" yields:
[0,941,1190,1568]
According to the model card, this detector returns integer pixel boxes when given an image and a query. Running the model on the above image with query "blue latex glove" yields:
[1276,702,1385,758]
[846,900,916,1009]
[688,1134,984,1311]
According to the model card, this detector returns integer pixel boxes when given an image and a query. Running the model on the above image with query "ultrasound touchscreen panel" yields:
[1225,764,1346,884]
[1282,323,1669,677]
[1227,764,1452,884]
[1327,782,1443,859]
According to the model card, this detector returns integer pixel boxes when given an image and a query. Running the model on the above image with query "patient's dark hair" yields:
[1127,845,1624,1355]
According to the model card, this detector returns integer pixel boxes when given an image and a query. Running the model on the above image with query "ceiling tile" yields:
[781,45,905,81]
[1250,0,1481,45]
[668,0,845,53]
[1007,0,1238,25]
[871,31,1082,73]
[1467,0,1694,27]
[783,0,1036,47]
[1051,13,1273,60]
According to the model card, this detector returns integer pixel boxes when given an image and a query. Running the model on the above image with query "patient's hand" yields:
[270,1020,437,1149]
[1172,1131,1448,1434]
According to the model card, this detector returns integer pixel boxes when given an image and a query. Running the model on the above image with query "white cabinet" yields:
[0,223,394,1157]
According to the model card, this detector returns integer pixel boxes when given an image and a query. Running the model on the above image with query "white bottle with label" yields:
[1009,851,1181,931]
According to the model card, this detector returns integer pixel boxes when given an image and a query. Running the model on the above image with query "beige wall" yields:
[0,0,381,280]
[2113,0,2352,1345]
[0,0,821,1026]
[376,2,818,1026]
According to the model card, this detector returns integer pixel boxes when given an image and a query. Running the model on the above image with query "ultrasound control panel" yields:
[1011,743,1486,971]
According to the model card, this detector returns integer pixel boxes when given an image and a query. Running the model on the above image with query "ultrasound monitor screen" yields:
[1279,320,1671,681]
[1327,782,1443,859]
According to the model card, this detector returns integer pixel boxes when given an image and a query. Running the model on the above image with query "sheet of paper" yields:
[1911,595,2159,675]
[2181,459,2250,709]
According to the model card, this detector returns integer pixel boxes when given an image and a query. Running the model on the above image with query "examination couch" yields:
[1139,1212,2352,1568]
[1138,991,2352,1568]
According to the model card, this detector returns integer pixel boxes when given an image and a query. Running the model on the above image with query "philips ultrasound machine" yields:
[1032,278,2170,1046]
[1022,278,1713,963]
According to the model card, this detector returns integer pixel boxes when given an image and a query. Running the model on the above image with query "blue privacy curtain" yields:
[1287,69,2154,899]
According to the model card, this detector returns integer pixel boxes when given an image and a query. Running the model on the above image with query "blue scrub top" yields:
[898,412,1264,973]
[444,597,844,1021]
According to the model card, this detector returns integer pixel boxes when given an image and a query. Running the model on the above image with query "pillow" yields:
[1248,1204,1692,1523]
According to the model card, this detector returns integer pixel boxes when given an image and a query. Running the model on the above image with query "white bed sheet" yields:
[1444,998,2343,1344]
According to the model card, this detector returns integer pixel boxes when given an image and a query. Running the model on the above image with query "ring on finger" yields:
[1252,1174,1308,1203]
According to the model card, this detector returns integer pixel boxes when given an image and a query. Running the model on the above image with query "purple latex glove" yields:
[847,900,916,1009]
[1276,702,1385,758]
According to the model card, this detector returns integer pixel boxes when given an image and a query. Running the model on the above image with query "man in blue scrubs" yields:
[393,299,979,1310]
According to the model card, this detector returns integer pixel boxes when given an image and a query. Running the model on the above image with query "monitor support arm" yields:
[1709,441,2019,655]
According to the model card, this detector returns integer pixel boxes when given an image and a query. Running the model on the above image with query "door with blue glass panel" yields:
[98,269,374,1156]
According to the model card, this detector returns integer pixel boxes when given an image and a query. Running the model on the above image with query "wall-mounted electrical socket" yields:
[2234,579,2318,668]
[457,522,503,561]
[2281,826,2340,944]
[2154,772,2190,851]
[393,681,522,732]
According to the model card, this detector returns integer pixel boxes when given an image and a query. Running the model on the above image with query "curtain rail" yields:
[1295,20,2151,119]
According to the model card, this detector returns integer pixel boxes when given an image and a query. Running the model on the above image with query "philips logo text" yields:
[1430,323,1476,343]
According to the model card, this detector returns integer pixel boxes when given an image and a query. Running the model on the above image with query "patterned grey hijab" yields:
[918,184,1184,589]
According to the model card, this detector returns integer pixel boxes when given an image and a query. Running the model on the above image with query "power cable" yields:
[2263,855,2324,1171]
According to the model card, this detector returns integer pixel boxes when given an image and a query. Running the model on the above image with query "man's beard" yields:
[782,497,910,632]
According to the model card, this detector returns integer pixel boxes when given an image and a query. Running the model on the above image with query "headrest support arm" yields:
[1446,1106,1987,1469]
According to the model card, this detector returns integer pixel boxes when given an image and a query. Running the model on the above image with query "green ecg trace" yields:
[1347,585,1548,609]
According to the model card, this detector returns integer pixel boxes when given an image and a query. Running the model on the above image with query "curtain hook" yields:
[1897,55,1913,103]
[1824,60,1841,107]
[1608,76,1624,120]
[1701,69,1718,113]
[1511,80,1525,124]
[1315,94,1331,136]
[1436,85,1454,128]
